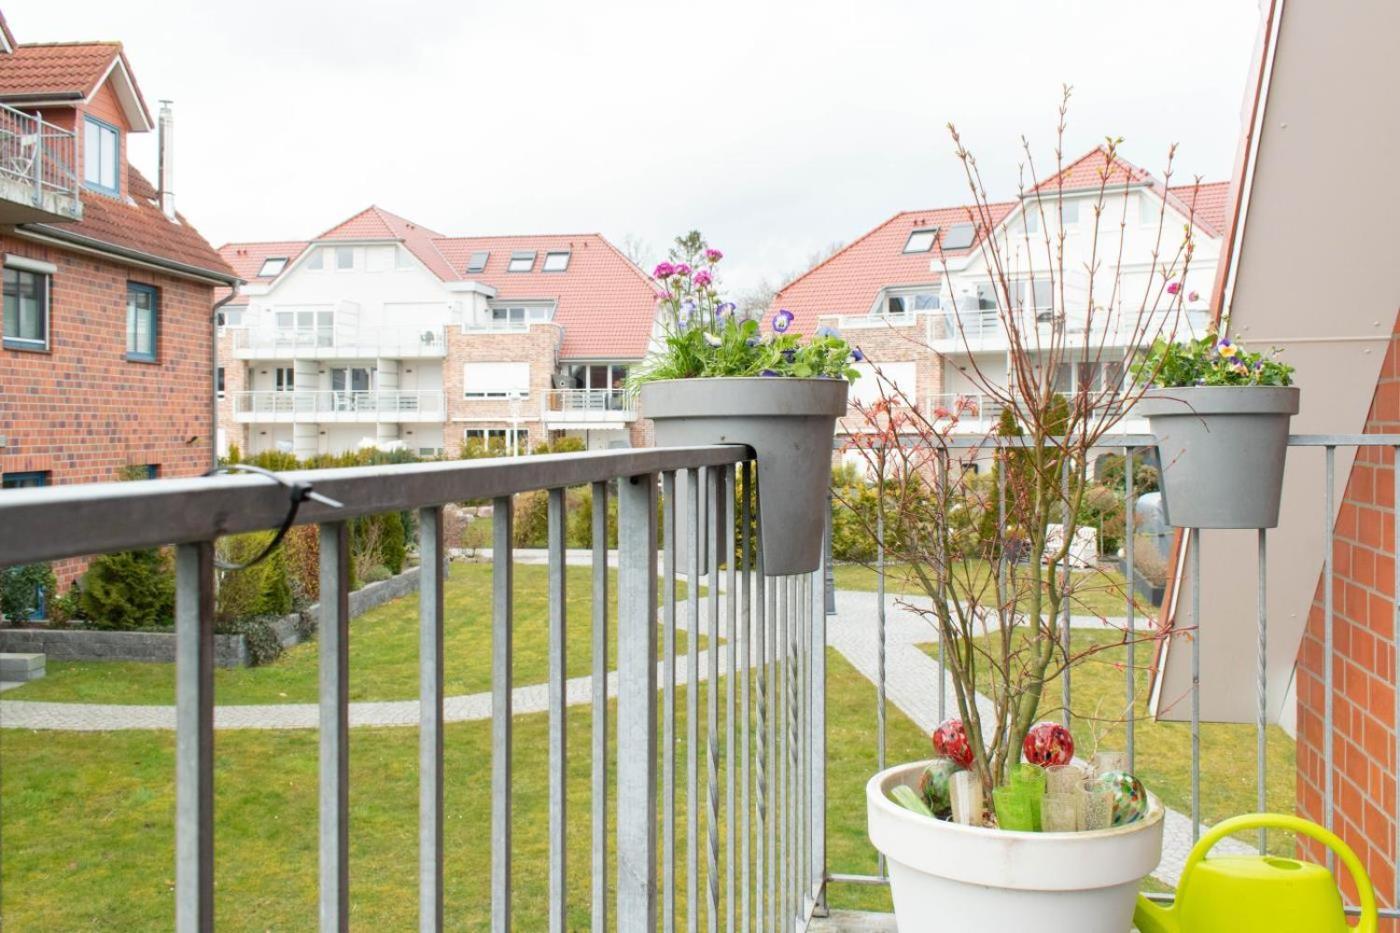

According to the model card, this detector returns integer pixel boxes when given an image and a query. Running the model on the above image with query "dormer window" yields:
[903,229,938,253]
[466,250,489,273]
[82,116,120,196]
[258,257,288,277]
[542,250,571,272]
[508,251,536,273]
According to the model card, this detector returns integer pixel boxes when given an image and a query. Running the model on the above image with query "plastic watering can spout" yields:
[1133,813,1378,933]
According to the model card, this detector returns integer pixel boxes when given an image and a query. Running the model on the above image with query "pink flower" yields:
[653,262,676,279]
[933,405,952,419]
[1188,290,1200,302]
[1166,281,1181,295]
[693,269,713,288]
[705,248,724,263]
[655,291,669,302]
[674,262,692,278]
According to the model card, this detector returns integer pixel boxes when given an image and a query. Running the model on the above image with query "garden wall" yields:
[0,566,425,668]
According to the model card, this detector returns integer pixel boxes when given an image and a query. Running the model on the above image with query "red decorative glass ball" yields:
[1022,721,1075,767]
[931,718,974,768]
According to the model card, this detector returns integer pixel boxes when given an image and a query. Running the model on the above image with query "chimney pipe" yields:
[158,100,175,220]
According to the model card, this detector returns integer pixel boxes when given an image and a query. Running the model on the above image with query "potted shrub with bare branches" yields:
[852,104,1210,930]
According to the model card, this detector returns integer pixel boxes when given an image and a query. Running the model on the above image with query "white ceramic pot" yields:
[867,761,1165,933]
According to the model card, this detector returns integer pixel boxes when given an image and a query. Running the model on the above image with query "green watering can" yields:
[1134,813,1377,933]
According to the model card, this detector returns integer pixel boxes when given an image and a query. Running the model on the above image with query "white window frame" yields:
[258,257,288,277]
[82,116,119,195]
[335,247,355,271]
[903,229,937,253]
[463,361,531,399]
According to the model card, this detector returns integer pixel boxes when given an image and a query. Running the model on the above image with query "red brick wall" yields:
[0,236,216,583]
[1296,309,1400,912]
[444,324,561,455]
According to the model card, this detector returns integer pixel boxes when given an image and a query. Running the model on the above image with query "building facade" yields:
[216,207,657,459]
[770,149,1229,450]
[0,15,237,584]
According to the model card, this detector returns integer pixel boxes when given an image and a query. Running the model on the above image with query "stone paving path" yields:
[828,588,1253,888]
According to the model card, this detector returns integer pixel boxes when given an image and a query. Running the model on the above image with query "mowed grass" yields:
[833,559,1151,619]
[921,629,1297,856]
[0,648,919,928]
[8,563,697,706]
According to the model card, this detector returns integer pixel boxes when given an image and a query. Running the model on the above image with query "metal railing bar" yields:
[590,481,609,933]
[547,487,568,933]
[1190,526,1201,843]
[724,464,737,933]
[756,481,769,933]
[688,468,702,933]
[811,526,830,911]
[491,497,513,932]
[0,445,749,567]
[1124,448,1136,770]
[739,462,753,933]
[876,501,887,877]
[1257,528,1268,854]
[766,572,778,931]
[616,470,659,929]
[174,541,215,933]
[419,507,446,932]
[662,471,678,933]
[319,522,351,933]
[707,465,721,933]
[1323,445,1336,871]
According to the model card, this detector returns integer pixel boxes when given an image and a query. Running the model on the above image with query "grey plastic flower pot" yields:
[1137,386,1300,529]
[639,377,848,575]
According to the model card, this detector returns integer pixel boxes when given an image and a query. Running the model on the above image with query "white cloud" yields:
[9,0,1258,292]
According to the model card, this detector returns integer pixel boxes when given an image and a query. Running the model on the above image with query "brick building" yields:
[215,207,657,459]
[769,148,1229,452]
[0,13,238,584]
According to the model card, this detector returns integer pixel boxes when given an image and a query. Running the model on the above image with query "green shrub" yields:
[79,549,175,630]
[361,564,393,585]
[215,616,284,666]
[512,490,551,548]
[215,533,293,624]
[48,583,82,627]
[378,512,407,575]
[0,563,56,624]
[282,524,320,605]
[568,486,618,548]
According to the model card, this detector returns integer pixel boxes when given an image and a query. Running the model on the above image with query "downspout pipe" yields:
[211,287,241,468]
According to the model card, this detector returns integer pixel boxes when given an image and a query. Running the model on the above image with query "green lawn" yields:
[920,629,1297,856]
[833,560,1152,619]
[7,563,698,706]
[0,647,914,928]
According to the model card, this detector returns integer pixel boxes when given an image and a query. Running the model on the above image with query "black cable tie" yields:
[204,464,343,571]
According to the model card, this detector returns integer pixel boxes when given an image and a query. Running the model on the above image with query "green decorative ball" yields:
[918,757,965,818]
[1097,770,1148,826]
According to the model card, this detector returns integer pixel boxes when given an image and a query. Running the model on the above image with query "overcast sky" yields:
[12,0,1260,292]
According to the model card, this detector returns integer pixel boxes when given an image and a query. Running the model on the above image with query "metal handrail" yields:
[0,102,78,204]
[544,388,634,413]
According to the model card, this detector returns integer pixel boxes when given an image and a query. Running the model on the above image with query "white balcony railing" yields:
[0,103,81,223]
[927,308,1212,351]
[925,391,1150,434]
[541,388,637,424]
[230,326,447,359]
[232,389,445,422]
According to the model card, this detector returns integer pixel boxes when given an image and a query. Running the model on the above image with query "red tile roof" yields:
[218,240,309,286]
[770,202,1015,335]
[318,205,458,280]
[1166,180,1230,237]
[433,233,658,358]
[34,168,236,283]
[1030,146,1154,194]
[0,41,117,98]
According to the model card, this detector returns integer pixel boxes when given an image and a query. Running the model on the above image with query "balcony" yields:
[0,434,1397,929]
[0,103,82,224]
[229,326,447,360]
[926,308,1211,352]
[925,391,1148,434]
[541,388,637,429]
[231,389,445,423]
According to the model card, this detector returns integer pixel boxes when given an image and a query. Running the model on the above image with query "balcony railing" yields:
[927,308,1211,351]
[542,388,637,424]
[0,102,81,223]
[229,326,447,358]
[0,445,826,930]
[231,389,445,421]
[925,391,1145,433]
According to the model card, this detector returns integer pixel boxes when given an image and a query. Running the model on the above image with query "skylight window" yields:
[508,251,536,273]
[542,250,571,272]
[941,223,976,250]
[258,257,288,277]
[903,229,938,253]
[466,250,490,273]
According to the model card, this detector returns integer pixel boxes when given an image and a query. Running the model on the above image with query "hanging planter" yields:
[868,760,1165,933]
[640,376,847,575]
[1137,385,1299,529]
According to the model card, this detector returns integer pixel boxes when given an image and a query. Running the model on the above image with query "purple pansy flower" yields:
[781,348,796,363]
[693,269,713,288]
[653,261,676,279]
[745,336,761,347]
[705,248,723,263]
[772,308,795,333]
[814,325,839,339]
[851,348,865,362]
[759,369,780,377]
[716,301,736,318]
